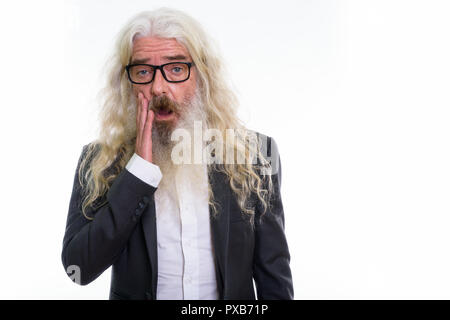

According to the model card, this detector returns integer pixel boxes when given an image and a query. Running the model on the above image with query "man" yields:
[61,8,293,300]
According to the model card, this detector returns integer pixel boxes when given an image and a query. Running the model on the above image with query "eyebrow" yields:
[163,54,188,61]
[130,55,188,65]
[130,58,150,64]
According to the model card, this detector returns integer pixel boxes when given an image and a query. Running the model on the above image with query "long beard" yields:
[151,89,208,201]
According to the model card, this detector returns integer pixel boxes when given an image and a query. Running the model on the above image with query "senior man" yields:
[61,8,293,300]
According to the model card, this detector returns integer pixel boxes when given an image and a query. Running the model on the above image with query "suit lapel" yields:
[208,165,230,299]
[141,194,158,299]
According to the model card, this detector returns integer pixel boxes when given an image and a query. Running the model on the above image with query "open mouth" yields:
[154,106,175,120]
[157,108,173,116]
[148,95,178,121]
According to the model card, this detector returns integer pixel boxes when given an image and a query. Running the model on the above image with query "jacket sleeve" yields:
[253,137,294,299]
[61,144,158,285]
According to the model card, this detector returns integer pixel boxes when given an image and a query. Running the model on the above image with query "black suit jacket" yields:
[61,135,293,300]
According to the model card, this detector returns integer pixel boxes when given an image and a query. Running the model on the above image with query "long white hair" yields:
[78,7,273,220]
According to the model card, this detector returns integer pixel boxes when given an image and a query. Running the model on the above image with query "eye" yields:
[172,67,182,73]
[137,69,148,75]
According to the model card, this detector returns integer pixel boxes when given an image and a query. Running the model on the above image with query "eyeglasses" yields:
[125,62,194,84]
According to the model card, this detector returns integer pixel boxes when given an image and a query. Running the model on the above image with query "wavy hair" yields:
[78,7,273,221]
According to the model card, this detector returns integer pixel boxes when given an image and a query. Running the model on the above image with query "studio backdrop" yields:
[0,0,449,299]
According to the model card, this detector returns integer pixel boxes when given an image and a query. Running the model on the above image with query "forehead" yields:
[131,36,191,59]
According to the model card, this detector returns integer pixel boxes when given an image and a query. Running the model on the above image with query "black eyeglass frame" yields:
[125,62,194,84]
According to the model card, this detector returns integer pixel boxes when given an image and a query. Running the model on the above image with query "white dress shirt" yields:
[125,153,219,300]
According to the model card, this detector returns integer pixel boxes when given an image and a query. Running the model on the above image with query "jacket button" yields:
[138,201,145,209]
[135,208,142,216]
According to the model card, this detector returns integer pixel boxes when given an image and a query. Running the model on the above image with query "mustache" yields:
[147,95,181,114]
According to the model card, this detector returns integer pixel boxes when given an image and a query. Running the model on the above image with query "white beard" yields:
[151,88,209,213]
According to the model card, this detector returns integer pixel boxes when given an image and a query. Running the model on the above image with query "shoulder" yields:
[246,130,280,165]
[74,142,102,182]
[243,130,281,178]
[77,141,127,179]
[76,141,103,169]
[80,141,101,159]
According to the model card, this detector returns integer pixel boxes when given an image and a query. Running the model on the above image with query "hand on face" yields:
[135,92,154,163]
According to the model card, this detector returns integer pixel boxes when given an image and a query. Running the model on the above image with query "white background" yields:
[0,0,449,299]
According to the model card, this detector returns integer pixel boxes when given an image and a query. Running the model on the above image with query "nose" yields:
[150,68,167,96]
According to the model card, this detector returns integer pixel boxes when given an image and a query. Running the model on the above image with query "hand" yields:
[135,92,155,163]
